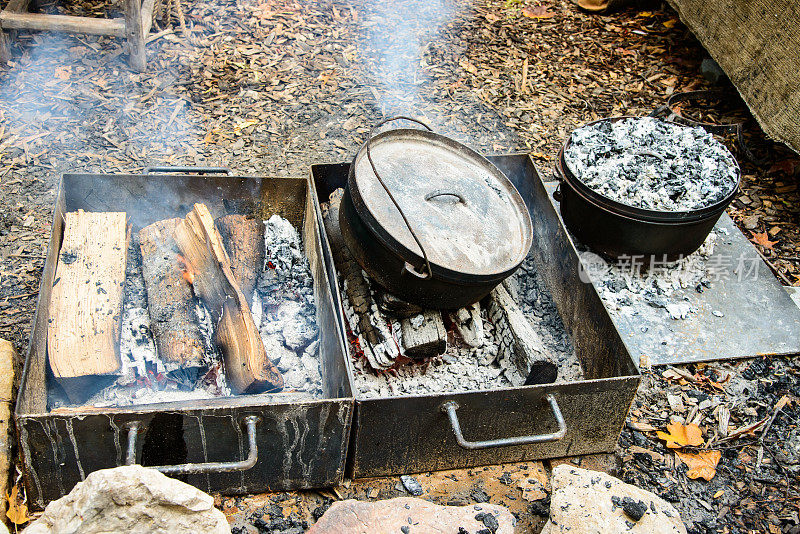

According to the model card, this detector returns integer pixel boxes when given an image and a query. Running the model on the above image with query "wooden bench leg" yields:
[0,29,11,63]
[124,0,145,71]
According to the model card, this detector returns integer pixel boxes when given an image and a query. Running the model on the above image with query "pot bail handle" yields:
[366,116,434,280]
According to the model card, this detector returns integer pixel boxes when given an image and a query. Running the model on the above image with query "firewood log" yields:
[173,203,283,394]
[48,210,127,403]
[400,310,447,359]
[216,214,265,306]
[322,189,398,370]
[489,285,558,385]
[139,218,207,372]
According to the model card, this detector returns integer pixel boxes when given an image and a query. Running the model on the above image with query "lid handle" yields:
[425,190,466,204]
[366,116,435,280]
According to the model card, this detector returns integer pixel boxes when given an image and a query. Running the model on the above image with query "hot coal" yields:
[564,117,738,212]
[345,251,581,399]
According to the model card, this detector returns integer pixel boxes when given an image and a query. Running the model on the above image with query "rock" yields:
[541,465,686,534]
[23,465,230,534]
[306,497,514,534]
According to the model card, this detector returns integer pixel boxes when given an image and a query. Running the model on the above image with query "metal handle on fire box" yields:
[440,394,566,450]
[123,415,260,475]
[366,116,435,280]
[143,166,232,175]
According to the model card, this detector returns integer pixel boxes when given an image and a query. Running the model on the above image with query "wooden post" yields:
[0,0,31,63]
[0,30,10,64]
[0,339,14,522]
[124,0,145,71]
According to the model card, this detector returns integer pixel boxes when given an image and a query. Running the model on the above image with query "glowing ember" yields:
[176,254,195,285]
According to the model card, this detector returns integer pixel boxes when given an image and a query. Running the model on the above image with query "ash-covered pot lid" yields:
[350,128,532,278]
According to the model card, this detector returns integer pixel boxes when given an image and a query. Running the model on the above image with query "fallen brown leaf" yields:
[675,449,721,481]
[751,231,777,250]
[522,7,555,19]
[657,422,704,448]
[6,483,29,525]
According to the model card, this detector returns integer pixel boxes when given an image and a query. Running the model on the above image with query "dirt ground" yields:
[0,0,798,532]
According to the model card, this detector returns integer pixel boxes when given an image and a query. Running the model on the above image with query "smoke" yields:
[358,0,463,118]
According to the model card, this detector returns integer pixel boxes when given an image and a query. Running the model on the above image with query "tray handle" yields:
[440,394,566,450]
[143,166,232,175]
[124,415,260,475]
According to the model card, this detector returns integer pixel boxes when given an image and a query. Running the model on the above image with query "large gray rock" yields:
[541,465,686,534]
[307,497,515,534]
[23,466,230,534]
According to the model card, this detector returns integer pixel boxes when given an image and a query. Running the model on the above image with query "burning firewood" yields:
[139,218,207,373]
[173,203,283,394]
[48,210,128,403]
[488,285,558,385]
[400,310,447,359]
[216,214,265,306]
[322,188,398,370]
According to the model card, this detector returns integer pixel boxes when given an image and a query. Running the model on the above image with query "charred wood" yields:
[216,214,264,306]
[139,218,207,372]
[488,285,558,385]
[173,203,283,394]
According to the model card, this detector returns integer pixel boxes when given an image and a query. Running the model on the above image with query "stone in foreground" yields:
[307,496,514,534]
[23,465,230,534]
[541,465,686,534]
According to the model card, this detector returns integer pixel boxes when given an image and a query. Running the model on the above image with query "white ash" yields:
[579,230,719,321]
[344,256,582,399]
[564,117,738,211]
[509,256,583,382]
[253,215,322,395]
[117,236,157,382]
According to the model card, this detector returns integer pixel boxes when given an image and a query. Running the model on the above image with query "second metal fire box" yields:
[312,154,642,478]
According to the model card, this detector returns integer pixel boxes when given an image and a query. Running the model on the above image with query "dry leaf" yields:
[662,18,678,29]
[657,422,704,448]
[459,59,478,75]
[675,450,721,481]
[522,7,555,19]
[54,66,71,81]
[751,231,777,250]
[6,484,29,525]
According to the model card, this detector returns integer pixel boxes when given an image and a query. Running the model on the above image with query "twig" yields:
[146,28,174,44]
[754,247,794,285]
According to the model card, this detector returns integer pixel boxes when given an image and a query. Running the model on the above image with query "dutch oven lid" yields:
[349,127,532,278]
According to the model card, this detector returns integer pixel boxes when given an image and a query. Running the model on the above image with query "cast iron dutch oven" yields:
[339,117,533,310]
[555,116,740,260]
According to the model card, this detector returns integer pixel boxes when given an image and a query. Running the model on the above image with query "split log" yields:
[488,285,558,386]
[0,339,15,521]
[400,310,447,359]
[322,189,398,370]
[451,302,485,348]
[139,218,207,373]
[47,210,127,403]
[216,214,264,306]
[173,203,283,394]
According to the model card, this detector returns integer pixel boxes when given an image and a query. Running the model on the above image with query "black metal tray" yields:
[16,170,354,508]
[311,155,641,478]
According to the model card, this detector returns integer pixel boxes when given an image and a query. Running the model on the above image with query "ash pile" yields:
[321,189,582,399]
[48,206,321,410]
[564,117,738,212]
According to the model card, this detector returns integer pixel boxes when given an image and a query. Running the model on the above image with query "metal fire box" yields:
[16,170,354,508]
[311,154,641,478]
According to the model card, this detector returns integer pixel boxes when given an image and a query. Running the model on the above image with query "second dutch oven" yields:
[339,118,533,310]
